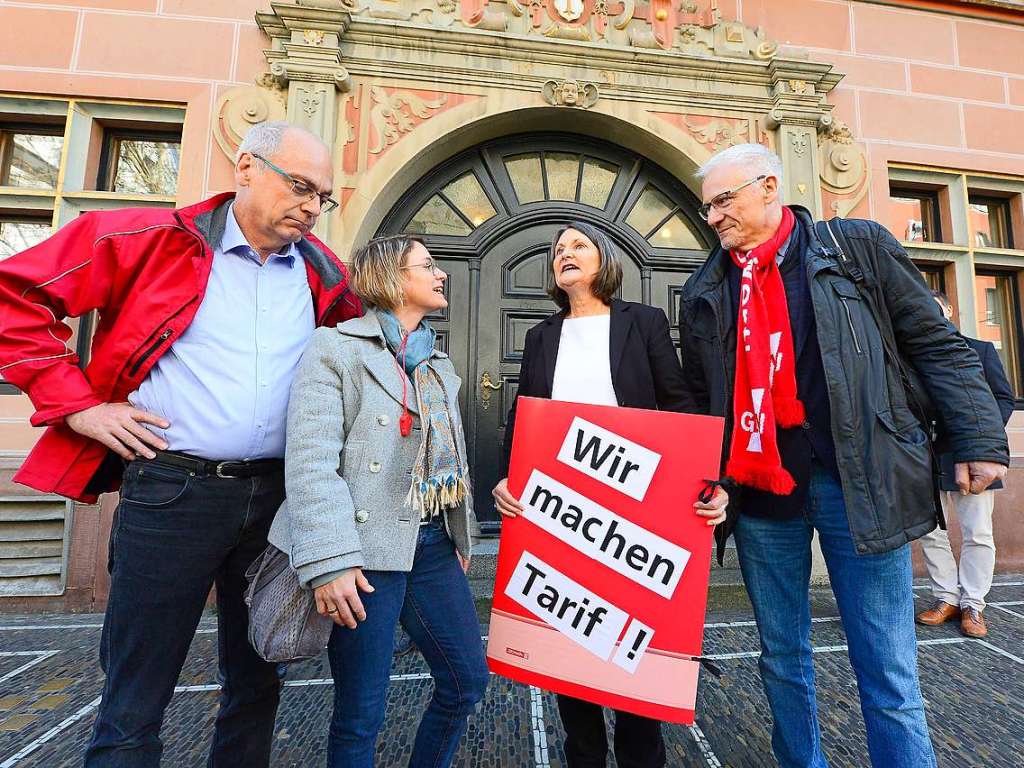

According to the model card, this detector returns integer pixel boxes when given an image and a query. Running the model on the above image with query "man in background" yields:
[916,290,1015,638]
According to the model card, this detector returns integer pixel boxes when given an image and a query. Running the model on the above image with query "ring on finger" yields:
[327,607,339,614]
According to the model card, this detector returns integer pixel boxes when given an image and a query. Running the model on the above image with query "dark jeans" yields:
[326,521,489,768]
[556,695,665,768]
[85,459,283,768]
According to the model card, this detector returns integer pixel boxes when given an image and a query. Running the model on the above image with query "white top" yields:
[550,315,618,407]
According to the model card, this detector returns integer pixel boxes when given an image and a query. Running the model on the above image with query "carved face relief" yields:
[554,0,585,22]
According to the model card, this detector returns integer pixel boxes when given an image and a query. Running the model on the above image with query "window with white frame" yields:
[0,95,184,394]
[886,165,1024,403]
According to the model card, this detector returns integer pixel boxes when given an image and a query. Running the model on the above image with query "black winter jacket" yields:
[677,206,1010,562]
[938,336,1015,491]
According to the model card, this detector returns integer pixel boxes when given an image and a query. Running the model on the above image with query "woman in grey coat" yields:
[268,235,488,768]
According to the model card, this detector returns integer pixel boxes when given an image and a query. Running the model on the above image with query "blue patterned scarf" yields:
[377,310,467,516]
[378,310,435,374]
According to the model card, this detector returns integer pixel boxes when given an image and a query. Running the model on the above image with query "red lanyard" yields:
[393,334,414,437]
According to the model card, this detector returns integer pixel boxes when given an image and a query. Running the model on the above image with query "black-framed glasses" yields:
[698,174,767,221]
[400,258,442,275]
[251,152,339,214]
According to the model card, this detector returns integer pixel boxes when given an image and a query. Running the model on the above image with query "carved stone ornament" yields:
[213,82,288,160]
[542,79,599,108]
[302,29,326,46]
[297,85,325,117]
[368,86,447,154]
[359,0,777,56]
[554,0,585,22]
[818,116,869,217]
[684,116,750,150]
[790,131,809,156]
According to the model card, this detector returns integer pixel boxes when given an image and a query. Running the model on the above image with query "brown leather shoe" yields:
[961,608,988,638]
[916,601,961,626]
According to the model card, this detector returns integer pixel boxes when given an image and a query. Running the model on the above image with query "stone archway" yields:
[373,130,714,526]
[214,0,870,259]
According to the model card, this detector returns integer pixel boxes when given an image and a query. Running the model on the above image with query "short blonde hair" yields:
[350,235,423,311]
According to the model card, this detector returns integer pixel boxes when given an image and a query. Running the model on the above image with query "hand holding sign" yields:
[487,398,724,725]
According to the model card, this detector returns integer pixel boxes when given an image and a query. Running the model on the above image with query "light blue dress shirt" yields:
[130,205,315,460]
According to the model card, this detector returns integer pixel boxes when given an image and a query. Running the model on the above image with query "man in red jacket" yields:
[0,121,361,767]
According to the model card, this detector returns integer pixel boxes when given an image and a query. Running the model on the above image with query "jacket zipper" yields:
[129,328,172,377]
[838,297,863,355]
[124,219,208,378]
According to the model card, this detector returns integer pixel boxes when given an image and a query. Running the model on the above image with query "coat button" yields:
[377,414,390,426]
[369,461,382,473]
[355,510,370,523]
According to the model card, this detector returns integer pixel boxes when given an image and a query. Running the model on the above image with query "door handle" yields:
[480,371,503,411]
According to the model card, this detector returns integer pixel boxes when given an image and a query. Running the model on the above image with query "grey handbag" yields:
[245,544,333,663]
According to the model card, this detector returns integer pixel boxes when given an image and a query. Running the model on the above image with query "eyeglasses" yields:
[698,175,767,221]
[401,258,443,275]
[250,152,339,214]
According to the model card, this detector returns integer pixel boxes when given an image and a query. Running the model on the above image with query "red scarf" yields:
[726,206,805,495]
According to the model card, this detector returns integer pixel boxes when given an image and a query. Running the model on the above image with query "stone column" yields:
[766,62,841,583]
[258,2,352,147]
[766,61,840,219]
[257,2,354,240]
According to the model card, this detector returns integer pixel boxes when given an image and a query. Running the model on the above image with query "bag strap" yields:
[816,219,932,427]
[816,220,901,368]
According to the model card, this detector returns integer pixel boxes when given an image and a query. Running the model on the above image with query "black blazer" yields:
[939,336,1016,491]
[501,299,693,473]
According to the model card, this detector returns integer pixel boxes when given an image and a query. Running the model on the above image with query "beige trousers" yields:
[919,490,996,611]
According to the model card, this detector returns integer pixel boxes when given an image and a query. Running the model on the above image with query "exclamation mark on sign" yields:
[626,629,647,661]
[611,618,655,674]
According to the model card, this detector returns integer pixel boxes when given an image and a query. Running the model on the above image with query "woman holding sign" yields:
[269,235,488,768]
[492,221,728,768]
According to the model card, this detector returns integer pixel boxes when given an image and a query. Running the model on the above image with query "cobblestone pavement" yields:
[1,579,1022,767]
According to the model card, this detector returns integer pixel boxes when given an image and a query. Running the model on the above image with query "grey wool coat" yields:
[268,311,475,587]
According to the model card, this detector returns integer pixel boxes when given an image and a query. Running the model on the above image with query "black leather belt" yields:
[147,450,283,479]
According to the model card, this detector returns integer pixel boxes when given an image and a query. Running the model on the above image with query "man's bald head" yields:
[235,121,328,165]
[232,122,335,258]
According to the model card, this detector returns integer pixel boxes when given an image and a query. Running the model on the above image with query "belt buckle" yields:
[215,461,239,479]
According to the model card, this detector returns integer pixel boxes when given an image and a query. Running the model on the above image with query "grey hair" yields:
[696,143,784,187]
[235,121,294,163]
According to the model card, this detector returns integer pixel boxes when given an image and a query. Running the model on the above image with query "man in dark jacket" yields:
[0,121,361,767]
[677,143,1008,768]
[916,290,1015,638]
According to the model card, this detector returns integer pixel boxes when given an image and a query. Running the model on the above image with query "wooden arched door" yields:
[378,133,712,531]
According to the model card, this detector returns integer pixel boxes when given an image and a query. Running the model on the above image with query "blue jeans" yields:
[86,460,282,767]
[734,465,936,768]
[326,521,489,768]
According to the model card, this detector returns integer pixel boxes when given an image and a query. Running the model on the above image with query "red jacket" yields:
[0,192,362,503]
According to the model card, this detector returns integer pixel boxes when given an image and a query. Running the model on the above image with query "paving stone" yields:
[36,678,74,693]
[0,714,37,731]
[30,694,68,710]
[1,578,1022,767]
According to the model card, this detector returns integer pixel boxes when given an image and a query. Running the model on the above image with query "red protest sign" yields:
[486,397,725,724]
